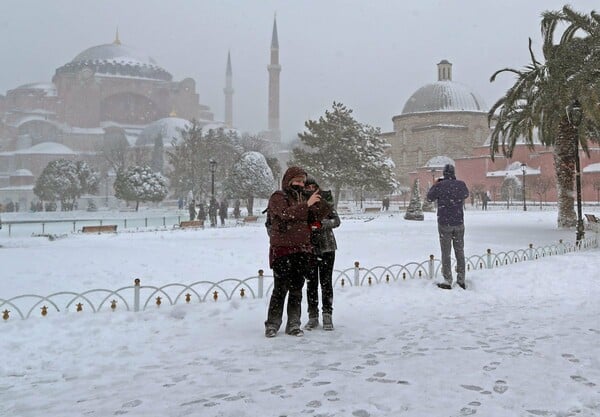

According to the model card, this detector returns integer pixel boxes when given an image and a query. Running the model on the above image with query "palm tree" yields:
[488,6,600,228]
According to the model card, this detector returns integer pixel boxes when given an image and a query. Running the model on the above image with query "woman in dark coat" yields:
[264,166,330,338]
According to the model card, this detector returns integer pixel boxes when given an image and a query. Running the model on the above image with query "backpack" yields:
[264,190,290,237]
[262,206,272,236]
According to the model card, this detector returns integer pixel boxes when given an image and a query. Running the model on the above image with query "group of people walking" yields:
[264,163,470,338]
[264,166,340,338]
[188,198,233,227]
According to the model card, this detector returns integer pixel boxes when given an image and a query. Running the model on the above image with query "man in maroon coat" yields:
[264,166,330,338]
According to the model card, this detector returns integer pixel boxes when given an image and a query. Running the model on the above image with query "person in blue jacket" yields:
[427,164,470,290]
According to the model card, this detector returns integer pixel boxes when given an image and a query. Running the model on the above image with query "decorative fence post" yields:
[258,269,264,299]
[428,255,435,279]
[486,249,492,269]
[134,278,140,312]
[354,261,360,286]
[528,244,533,261]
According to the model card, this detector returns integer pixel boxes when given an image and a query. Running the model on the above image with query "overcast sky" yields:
[0,0,597,142]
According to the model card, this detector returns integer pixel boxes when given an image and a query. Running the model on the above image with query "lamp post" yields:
[566,99,584,242]
[209,158,217,200]
[520,163,527,211]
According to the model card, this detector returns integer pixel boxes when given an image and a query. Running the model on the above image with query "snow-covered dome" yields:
[14,142,76,155]
[55,36,172,81]
[12,82,57,96]
[424,156,455,169]
[402,60,486,114]
[136,117,191,147]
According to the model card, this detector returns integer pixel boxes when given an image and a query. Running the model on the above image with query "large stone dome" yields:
[401,60,486,114]
[71,43,158,66]
[55,36,172,81]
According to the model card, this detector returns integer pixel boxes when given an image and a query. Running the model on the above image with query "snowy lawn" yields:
[1,208,599,416]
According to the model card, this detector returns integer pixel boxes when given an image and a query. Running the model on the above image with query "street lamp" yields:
[209,158,217,200]
[520,163,527,211]
[566,99,584,242]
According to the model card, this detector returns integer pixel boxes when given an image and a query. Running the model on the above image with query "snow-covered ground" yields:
[1,208,599,416]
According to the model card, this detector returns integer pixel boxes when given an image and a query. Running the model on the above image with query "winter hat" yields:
[305,176,319,188]
[443,164,456,179]
[282,166,307,189]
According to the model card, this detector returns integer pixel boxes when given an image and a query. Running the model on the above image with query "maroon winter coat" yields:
[268,166,331,267]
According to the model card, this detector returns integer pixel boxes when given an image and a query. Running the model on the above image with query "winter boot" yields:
[457,282,466,290]
[437,282,452,290]
[322,313,334,331]
[265,327,277,338]
[304,317,319,330]
[285,327,304,337]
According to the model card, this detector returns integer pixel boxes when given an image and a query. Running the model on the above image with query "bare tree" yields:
[530,176,553,209]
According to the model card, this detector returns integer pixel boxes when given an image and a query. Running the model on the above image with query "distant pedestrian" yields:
[178,197,184,210]
[426,164,469,290]
[209,198,218,227]
[233,199,241,219]
[482,192,489,211]
[219,199,228,226]
[188,199,196,221]
[382,196,390,211]
[197,202,206,222]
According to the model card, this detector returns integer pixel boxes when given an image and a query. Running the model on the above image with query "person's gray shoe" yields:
[322,313,334,331]
[304,317,319,330]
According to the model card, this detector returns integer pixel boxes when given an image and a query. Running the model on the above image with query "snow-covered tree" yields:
[166,120,239,200]
[34,159,99,211]
[290,102,397,206]
[114,165,168,211]
[404,179,424,221]
[224,151,275,216]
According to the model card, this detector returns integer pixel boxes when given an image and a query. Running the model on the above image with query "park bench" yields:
[584,213,600,232]
[364,207,381,213]
[179,220,204,229]
[81,225,117,234]
[243,215,259,223]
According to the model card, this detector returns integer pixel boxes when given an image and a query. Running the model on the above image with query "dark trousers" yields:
[265,252,311,332]
[306,251,335,318]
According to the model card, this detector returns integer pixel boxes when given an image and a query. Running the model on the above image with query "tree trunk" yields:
[554,119,577,228]
[135,200,140,212]
[333,185,341,210]
[246,196,254,216]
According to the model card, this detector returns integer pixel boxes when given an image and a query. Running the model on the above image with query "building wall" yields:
[387,111,488,183]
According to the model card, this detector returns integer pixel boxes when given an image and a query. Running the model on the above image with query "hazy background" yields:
[0,0,596,142]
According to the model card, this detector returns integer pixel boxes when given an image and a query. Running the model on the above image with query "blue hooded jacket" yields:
[426,164,469,226]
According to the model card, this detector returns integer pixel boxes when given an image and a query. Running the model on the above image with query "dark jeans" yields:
[306,251,335,318]
[438,223,465,285]
[265,252,311,332]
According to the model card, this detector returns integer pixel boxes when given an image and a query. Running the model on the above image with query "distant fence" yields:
[1,236,597,321]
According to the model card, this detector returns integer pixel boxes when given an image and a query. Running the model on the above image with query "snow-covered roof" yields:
[136,117,192,147]
[424,156,455,169]
[12,82,57,96]
[12,169,34,177]
[402,81,486,114]
[14,142,76,155]
[487,163,541,178]
[583,162,600,173]
[483,130,543,147]
[71,43,159,67]
[11,116,62,129]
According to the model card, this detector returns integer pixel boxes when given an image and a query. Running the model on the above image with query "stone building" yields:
[0,19,283,210]
[382,60,488,185]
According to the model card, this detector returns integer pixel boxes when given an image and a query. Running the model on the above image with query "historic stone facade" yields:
[383,60,487,184]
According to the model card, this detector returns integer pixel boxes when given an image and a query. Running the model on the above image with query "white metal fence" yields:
[1,236,597,321]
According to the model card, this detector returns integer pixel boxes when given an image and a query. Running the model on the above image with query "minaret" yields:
[224,51,234,128]
[114,27,121,45]
[267,15,281,142]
